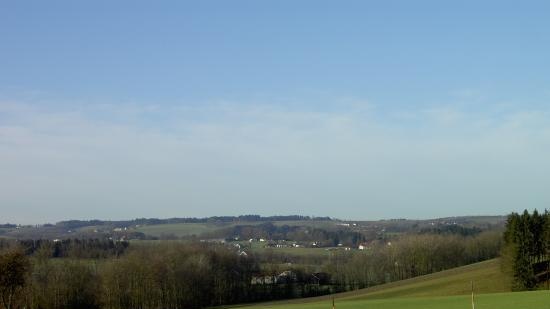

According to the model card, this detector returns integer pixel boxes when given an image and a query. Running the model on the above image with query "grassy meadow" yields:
[133,220,342,238]
[134,223,220,237]
[243,291,550,309]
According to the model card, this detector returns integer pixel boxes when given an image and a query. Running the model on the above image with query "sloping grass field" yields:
[344,258,511,299]
[247,291,550,309]
[238,258,550,309]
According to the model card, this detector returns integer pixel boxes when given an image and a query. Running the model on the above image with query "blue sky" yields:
[1,1,550,223]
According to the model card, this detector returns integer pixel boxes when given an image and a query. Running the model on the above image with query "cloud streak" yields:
[1,100,549,223]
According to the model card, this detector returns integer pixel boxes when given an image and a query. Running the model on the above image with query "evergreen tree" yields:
[503,209,550,290]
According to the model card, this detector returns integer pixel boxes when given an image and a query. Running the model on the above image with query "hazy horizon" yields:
[4,213,510,226]
[2,1,550,223]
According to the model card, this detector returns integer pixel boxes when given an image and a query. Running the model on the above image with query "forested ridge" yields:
[55,215,330,230]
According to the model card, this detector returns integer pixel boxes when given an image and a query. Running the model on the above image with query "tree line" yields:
[0,239,129,259]
[55,215,331,230]
[0,243,258,309]
[326,231,502,290]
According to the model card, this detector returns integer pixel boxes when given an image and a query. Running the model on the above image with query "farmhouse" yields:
[251,275,277,285]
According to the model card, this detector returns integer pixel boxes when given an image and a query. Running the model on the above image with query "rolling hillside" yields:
[343,258,512,299]
[237,258,528,309]
[242,291,549,309]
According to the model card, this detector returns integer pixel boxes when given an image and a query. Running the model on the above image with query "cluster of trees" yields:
[0,243,259,309]
[326,231,503,290]
[0,239,129,259]
[502,210,550,290]
[418,225,483,236]
[32,239,128,259]
[1,242,334,309]
[101,244,258,309]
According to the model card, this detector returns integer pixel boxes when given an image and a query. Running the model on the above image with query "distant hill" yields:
[0,215,506,240]
[55,215,331,229]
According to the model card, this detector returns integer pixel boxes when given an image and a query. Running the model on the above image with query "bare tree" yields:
[0,249,30,309]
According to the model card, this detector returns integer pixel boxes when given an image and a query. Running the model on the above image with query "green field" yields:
[244,291,550,309]
[134,220,342,238]
[134,223,227,237]
[236,259,550,309]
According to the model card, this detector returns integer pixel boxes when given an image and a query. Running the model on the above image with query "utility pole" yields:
[471,281,475,309]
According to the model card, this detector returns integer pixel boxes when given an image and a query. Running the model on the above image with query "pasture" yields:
[134,222,228,237]
[243,291,550,309]
[134,220,343,238]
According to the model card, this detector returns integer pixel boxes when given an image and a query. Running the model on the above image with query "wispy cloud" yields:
[1,100,549,223]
